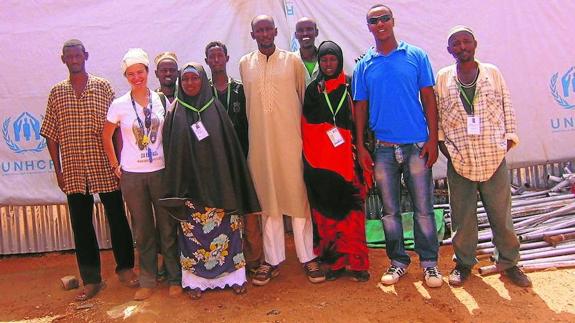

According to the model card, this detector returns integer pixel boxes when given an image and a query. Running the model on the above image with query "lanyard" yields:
[323,88,348,125]
[212,79,231,110]
[130,91,152,132]
[456,82,476,115]
[130,90,153,163]
[177,97,214,121]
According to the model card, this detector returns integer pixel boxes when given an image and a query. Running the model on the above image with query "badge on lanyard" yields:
[192,120,209,141]
[178,97,214,142]
[147,147,153,163]
[323,88,347,147]
[467,116,481,135]
[142,134,150,146]
[327,127,345,147]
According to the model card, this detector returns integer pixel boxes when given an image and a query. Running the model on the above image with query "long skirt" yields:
[178,207,246,290]
[312,176,369,271]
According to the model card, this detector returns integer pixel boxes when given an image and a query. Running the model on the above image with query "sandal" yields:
[188,288,202,300]
[231,283,247,295]
[118,269,139,288]
[75,282,105,302]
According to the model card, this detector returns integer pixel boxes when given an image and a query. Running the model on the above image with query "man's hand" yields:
[358,147,374,188]
[507,139,514,152]
[438,141,451,161]
[113,166,122,179]
[420,139,438,168]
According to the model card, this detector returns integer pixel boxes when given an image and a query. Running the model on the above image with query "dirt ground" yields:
[1,236,574,323]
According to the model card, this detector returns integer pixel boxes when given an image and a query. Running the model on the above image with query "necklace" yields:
[457,67,479,88]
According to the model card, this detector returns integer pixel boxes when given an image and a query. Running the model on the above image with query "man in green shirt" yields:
[295,17,319,86]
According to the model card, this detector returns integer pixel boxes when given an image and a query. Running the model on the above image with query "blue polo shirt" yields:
[352,41,435,143]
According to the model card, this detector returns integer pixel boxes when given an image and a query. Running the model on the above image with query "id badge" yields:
[467,116,481,135]
[326,127,344,147]
[191,121,209,141]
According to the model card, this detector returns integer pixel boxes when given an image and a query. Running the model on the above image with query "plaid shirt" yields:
[41,75,119,194]
[436,62,519,182]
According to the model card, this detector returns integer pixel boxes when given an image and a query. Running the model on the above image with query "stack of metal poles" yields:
[438,167,575,275]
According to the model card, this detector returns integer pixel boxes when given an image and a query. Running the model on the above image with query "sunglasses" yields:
[367,14,392,25]
[143,108,151,129]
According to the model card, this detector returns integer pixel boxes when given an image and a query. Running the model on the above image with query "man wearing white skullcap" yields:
[436,26,531,288]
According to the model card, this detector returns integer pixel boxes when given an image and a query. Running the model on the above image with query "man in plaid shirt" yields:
[436,26,531,287]
[41,39,137,301]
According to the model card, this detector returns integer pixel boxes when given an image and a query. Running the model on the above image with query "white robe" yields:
[239,48,310,219]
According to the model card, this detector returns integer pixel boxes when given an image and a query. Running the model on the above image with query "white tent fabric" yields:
[1,0,574,205]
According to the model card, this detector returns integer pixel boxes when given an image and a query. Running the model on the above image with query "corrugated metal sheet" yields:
[509,160,574,189]
[1,160,573,255]
[0,203,114,255]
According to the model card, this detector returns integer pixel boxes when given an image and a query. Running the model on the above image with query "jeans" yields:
[67,190,135,285]
[374,142,439,268]
[448,159,519,269]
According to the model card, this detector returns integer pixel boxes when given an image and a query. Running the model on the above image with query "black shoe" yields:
[303,260,326,283]
[350,270,370,282]
[448,264,471,287]
[326,268,346,281]
[504,266,532,287]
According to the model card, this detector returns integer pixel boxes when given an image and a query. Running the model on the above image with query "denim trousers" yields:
[67,190,135,285]
[447,159,520,269]
[374,142,439,268]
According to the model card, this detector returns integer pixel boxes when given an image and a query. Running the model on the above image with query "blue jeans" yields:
[374,142,439,268]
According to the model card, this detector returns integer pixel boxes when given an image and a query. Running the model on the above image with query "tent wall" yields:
[1,1,574,253]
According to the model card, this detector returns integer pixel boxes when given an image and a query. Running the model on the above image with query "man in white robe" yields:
[239,15,325,286]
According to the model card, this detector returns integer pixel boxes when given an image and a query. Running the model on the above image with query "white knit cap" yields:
[447,25,475,43]
[121,48,149,73]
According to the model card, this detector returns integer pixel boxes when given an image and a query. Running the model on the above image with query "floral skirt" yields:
[178,206,245,289]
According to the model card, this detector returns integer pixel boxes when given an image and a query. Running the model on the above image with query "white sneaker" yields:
[424,266,443,288]
[380,265,407,285]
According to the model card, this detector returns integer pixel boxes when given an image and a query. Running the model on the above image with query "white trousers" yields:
[262,214,315,266]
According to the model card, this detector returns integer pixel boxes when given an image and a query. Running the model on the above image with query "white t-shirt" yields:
[107,90,165,172]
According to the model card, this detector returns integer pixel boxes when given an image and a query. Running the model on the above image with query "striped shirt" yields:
[40,75,119,194]
[436,62,519,182]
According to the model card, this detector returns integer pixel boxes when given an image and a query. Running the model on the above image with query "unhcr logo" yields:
[550,66,575,132]
[550,66,575,110]
[2,112,46,153]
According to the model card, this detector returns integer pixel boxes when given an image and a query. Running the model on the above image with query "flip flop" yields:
[231,283,247,295]
[188,288,202,300]
[75,282,106,302]
[118,269,139,288]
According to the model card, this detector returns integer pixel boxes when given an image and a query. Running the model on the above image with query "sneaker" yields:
[380,265,407,285]
[448,264,471,287]
[504,266,532,287]
[423,266,443,288]
[252,263,279,286]
[326,268,346,281]
[350,270,370,282]
[303,260,326,283]
[246,263,260,277]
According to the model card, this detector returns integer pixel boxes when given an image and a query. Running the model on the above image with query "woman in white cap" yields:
[102,48,181,301]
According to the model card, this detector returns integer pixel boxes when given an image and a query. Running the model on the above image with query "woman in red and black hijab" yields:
[302,41,370,282]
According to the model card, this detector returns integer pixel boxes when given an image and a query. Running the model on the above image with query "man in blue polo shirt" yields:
[353,4,442,288]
